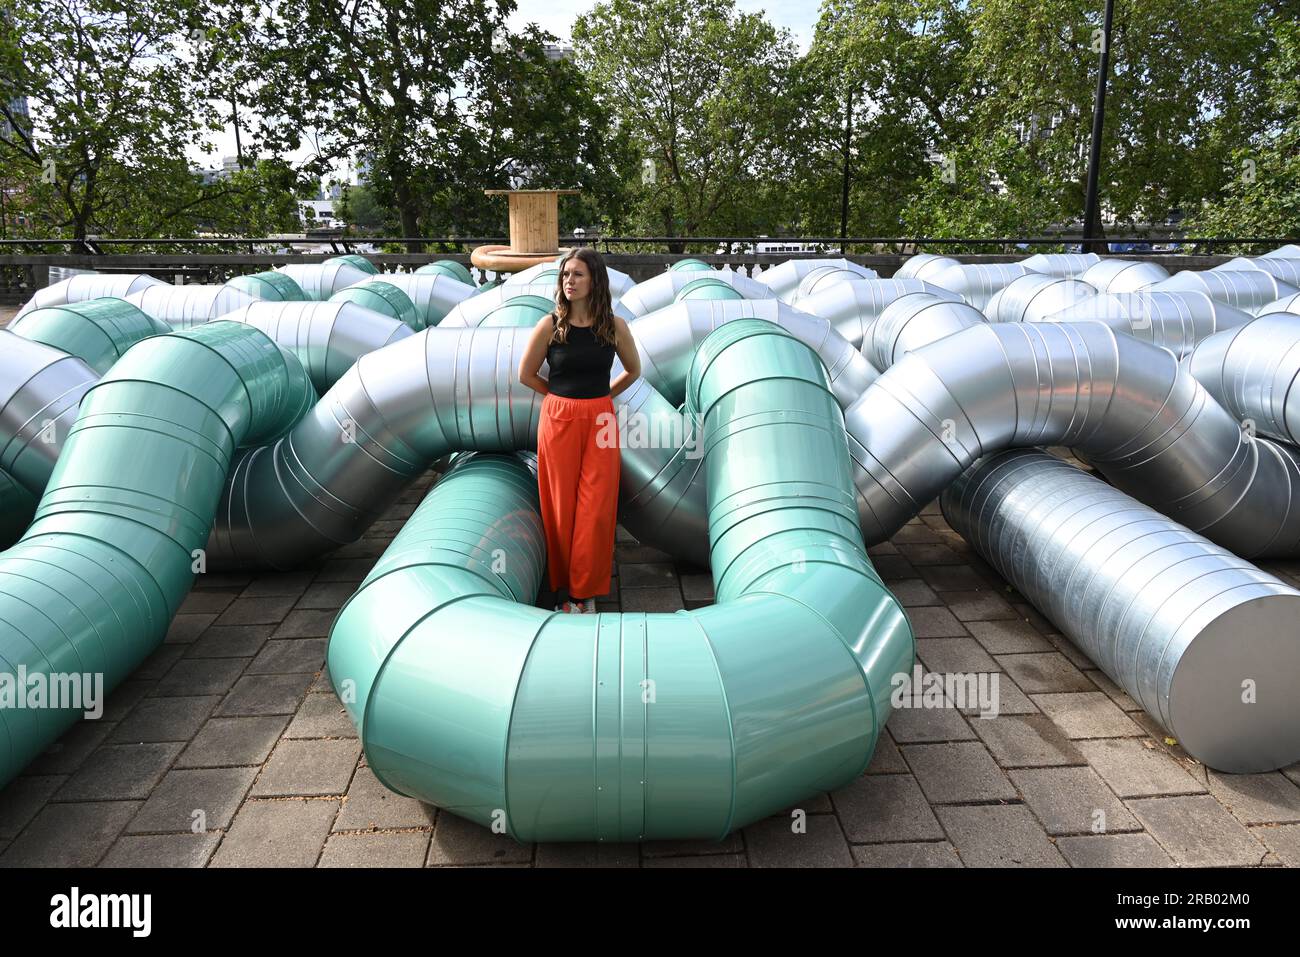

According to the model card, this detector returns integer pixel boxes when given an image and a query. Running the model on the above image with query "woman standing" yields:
[518,249,642,613]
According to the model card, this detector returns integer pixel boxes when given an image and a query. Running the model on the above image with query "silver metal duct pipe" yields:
[894,255,959,282]
[842,320,1300,558]
[1264,244,1300,259]
[1184,313,1300,447]
[1153,269,1299,313]
[353,273,478,329]
[1044,291,1254,359]
[1258,293,1300,316]
[437,282,623,329]
[275,262,374,301]
[867,294,985,371]
[15,273,167,318]
[753,258,877,303]
[983,275,1098,324]
[794,279,959,351]
[212,301,414,393]
[792,265,874,303]
[1213,256,1300,286]
[942,449,1300,773]
[1079,257,1170,293]
[623,299,877,410]
[502,259,637,299]
[618,270,774,318]
[0,331,99,497]
[1021,252,1101,277]
[932,262,1033,311]
[125,283,262,327]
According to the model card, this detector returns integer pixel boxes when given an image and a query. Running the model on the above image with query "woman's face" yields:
[562,258,592,303]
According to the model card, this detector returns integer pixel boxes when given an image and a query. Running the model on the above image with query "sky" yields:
[194,0,820,175]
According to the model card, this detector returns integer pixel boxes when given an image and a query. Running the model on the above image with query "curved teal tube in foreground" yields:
[0,323,314,785]
[327,320,913,841]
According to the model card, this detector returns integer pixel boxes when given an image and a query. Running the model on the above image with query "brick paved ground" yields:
[1,303,1299,867]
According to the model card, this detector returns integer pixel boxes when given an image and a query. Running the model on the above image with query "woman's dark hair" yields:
[551,247,617,346]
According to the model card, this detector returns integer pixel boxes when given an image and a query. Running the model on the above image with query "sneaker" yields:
[579,598,597,614]
[561,600,582,613]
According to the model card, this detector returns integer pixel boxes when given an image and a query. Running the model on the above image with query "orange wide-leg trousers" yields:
[537,392,621,598]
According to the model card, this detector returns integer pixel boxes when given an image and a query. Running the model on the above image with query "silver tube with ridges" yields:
[941,449,1300,773]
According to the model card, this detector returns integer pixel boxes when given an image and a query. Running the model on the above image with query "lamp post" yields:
[1082,0,1116,253]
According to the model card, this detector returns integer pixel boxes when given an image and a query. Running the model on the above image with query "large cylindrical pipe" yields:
[1184,313,1300,447]
[942,449,1300,773]
[7,298,170,374]
[329,281,421,330]
[618,270,773,318]
[794,279,959,351]
[843,320,1300,557]
[1213,256,1300,286]
[0,323,313,786]
[1021,252,1101,277]
[754,258,877,303]
[983,275,1098,324]
[126,283,261,328]
[226,271,307,301]
[15,273,167,318]
[275,261,373,301]
[1039,290,1253,359]
[1080,257,1169,292]
[894,254,959,282]
[867,294,985,371]
[1153,269,1299,313]
[792,265,871,303]
[932,262,1033,311]
[327,321,912,841]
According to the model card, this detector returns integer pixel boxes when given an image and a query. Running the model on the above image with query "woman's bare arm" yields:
[518,315,554,396]
[609,315,642,399]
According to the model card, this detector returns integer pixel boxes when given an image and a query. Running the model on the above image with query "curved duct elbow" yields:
[504,260,636,299]
[792,265,873,303]
[843,320,1300,558]
[1080,257,1170,292]
[324,255,379,275]
[7,298,169,374]
[1214,256,1300,286]
[328,321,911,841]
[275,261,373,301]
[795,279,960,351]
[1184,313,1300,446]
[0,331,99,496]
[932,262,1032,310]
[1021,252,1101,277]
[895,254,959,282]
[1042,291,1253,359]
[983,275,1097,324]
[1258,293,1300,316]
[226,271,307,301]
[1153,269,1299,313]
[0,323,311,785]
[15,273,167,318]
[1264,244,1300,259]
[329,281,421,330]
[754,258,877,303]
[619,270,773,318]
[868,294,985,371]
[942,449,1300,773]
[126,283,262,328]
[356,273,478,329]
[215,300,413,393]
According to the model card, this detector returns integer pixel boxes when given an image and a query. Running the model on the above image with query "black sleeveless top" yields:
[546,314,616,399]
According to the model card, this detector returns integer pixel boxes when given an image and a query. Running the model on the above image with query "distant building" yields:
[2,95,28,139]
[543,42,573,62]
[353,153,373,186]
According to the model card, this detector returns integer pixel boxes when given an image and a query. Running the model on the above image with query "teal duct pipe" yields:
[325,254,378,275]
[415,260,476,286]
[7,298,170,374]
[0,469,35,549]
[329,281,421,330]
[226,271,308,301]
[327,320,912,841]
[0,322,314,786]
[480,294,553,327]
[674,277,744,302]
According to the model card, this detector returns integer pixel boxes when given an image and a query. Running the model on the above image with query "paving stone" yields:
[1076,739,1207,798]
[273,609,337,638]
[99,680,153,722]
[998,653,1097,694]
[971,714,1086,768]
[897,544,964,565]
[906,606,968,638]
[620,587,684,612]
[618,562,678,588]
[186,625,273,659]
[885,700,976,744]
[865,731,909,774]
[873,555,917,579]
[192,572,254,589]
[1128,795,1269,867]
[55,743,183,801]
[318,831,429,868]
[0,801,141,867]
[888,579,941,607]
[136,644,187,681]
[1286,764,1300,789]
[129,766,258,833]
[852,842,963,868]
[1083,670,1142,712]
[893,522,945,544]
[615,525,636,543]
[25,719,114,775]
[902,742,1017,804]
[1031,692,1144,738]
[314,558,375,583]
[1057,833,1175,867]
[154,657,248,697]
[955,675,1040,717]
[239,570,316,597]
[0,775,63,840]
[286,693,358,739]
[109,695,219,745]
[831,774,944,844]
[1043,631,1097,670]
[965,619,1054,654]
[942,590,1017,621]
[915,637,997,673]
[534,843,639,867]
[1205,771,1300,825]
[333,538,388,559]
[216,672,313,716]
[210,798,339,867]
[310,669,336,694]
[333,765,436,831]
[679,573,714,602]
[295,582,356,610]
[744,814,853,868]
[917,564,987,591]
[252,739,361,797]
[179,590,238,615]
[177,716,289,767]
[1009,766,1139,836]
[614,542,674,564]
[214,595,298,626]
[100,832,221,868]
[1257,823,1300,866]
[247,638,328,675]
[643,853,745,868]
[935,805,1067,868]
[641,833,744,858]
[426,812,534,865]
[165,613,217,645]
